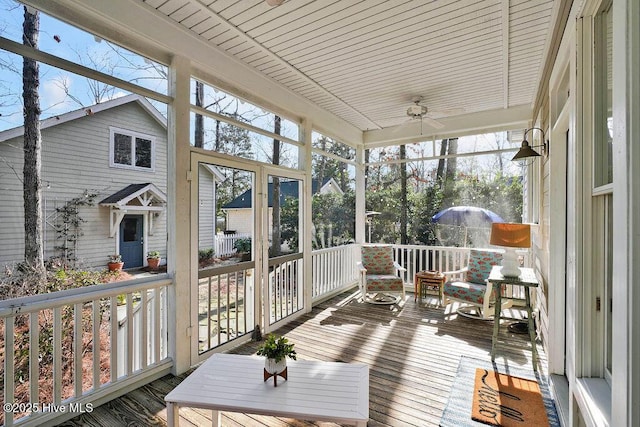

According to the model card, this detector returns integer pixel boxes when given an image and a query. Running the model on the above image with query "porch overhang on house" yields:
[99,183,167,237]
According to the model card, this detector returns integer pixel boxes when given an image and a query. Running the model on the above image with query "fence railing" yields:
[268,253,304,325]
[0,242,531,427]
[311,244,360,302]
[214,232,252,257]
[197,262,255,354]
[393,244,470,284]
[392,244,529,300]
[0,277,171,427]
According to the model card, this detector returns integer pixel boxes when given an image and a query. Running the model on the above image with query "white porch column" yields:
[301,118,313,312]
[168,55,191,375]
[355,145,366,244]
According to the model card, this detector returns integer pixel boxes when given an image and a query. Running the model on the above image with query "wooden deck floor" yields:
[61,291,547,427]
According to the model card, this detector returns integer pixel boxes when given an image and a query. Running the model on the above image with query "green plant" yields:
[109,254,122,263]
[147,250,161,259]
[234,238,252,254]
[53,190,97,265]
[256,334,297,363]
[198,248,214,262]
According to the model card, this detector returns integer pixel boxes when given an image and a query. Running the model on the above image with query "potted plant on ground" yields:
[147,250,161,270]
[108,254,124,271]
[257,334,297,386]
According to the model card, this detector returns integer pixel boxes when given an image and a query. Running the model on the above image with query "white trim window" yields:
[109,127,156,172]
[592,0,614,384]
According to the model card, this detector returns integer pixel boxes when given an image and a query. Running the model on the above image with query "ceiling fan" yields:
[404,96,446,130]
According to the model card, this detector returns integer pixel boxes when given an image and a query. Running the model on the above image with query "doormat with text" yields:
[472,368,549,427]
[439,356,559,427]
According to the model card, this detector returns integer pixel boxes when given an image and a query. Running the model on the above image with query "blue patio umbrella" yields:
[431,206,504,226]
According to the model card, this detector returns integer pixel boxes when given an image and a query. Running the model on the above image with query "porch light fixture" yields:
[512,127,548,163]
[490,222,531,277]
[265,0,285,6]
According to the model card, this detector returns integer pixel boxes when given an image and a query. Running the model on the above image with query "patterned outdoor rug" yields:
[440,356,560,427]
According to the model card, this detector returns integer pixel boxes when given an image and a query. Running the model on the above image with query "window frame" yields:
[109,126,156,172]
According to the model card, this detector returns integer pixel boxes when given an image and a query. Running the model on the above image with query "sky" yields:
[0,0,167,132]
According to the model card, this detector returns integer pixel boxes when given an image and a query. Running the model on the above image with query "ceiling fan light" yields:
[407,104,426,117]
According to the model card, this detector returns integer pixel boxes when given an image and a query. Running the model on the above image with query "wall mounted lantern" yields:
[512,127,549,163]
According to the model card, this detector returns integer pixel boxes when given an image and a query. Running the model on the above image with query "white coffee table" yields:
[165,353,369,426]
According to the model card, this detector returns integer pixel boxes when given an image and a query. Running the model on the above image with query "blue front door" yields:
[120,215,144,268]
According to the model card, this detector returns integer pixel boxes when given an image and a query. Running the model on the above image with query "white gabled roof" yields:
[99,182,167,208]
[0,94,166,142]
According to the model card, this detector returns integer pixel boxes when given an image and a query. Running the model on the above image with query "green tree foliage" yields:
[310,135,356,248]
[279,196,299,251]
[311,191,355,249]
[365,143,523,246]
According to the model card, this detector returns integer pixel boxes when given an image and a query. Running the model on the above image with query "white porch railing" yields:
[268,253,304,325]
[0,277,171,427]
[311,244,360,302]
[214,232,252,257]
[391,244,529,300]
[197,262,255,354]
[393,244,470,284]
[0,243,532,427]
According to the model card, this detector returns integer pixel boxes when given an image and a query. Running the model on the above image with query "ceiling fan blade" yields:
[430,107,465,115]
[424,116,445,129]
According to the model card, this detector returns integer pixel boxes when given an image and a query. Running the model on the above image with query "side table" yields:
[487,266,539,371]
[414,271,446,305]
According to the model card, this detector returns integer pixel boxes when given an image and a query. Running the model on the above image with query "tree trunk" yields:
[445,138,458,182]
[317,137,326,187]
[271,115,281,256]
[194,81,204,148]
[443,138,458,202]
[436,138,448,185]
[364,149,370,191]
[400,145,408,244]
[22,6,45,275]
[215,119,221,151]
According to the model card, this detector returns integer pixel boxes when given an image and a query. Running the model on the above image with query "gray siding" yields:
[0,101,168,269]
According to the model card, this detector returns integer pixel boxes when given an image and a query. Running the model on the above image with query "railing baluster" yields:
[217,275,221,346]
[53,306,62,404]
[207,276,212,351]
[153,288,161,364]
[29,311,39,407]
[110,296,118,382]
[243,270,248,335]
[5,316,15,427]
[141,290,148,369]
[226,273,232,341]
[74,303,83,397]
[92,301,101,390]
[235,271,239,338]
[126,294,133,376]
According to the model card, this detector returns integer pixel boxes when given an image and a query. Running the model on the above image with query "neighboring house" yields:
[198,164,226,251]
[222,178,344,235]
[0,95,171,270]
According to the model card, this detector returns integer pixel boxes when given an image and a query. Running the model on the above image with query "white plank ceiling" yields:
[143,0,554,137]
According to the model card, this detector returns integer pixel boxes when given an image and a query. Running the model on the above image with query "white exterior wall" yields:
[535,0,640,425]
[0,101,168,269]
[198,165,215,250]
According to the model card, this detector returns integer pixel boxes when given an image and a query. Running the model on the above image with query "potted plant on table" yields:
[147,250,161,270]
[108,254,124,271]
[257,334,296,386]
